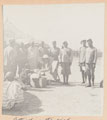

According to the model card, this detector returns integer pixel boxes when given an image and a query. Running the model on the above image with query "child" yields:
[3,72,24,110]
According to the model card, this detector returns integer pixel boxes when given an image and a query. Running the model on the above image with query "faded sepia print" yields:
[2,3,104,116]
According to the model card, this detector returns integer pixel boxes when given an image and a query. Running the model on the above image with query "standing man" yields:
[39,41,50,68]
[39,41,49,57]
[16,42,28,75]
[60,41,73,84]
[50,41,60,81]
[4,39,17,76]
[79,40,87,84]
[28,42,39,70]
[85,39,97,87]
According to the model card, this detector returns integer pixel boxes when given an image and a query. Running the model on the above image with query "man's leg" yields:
[84,71,87,83]
[82,71,85,83]
[87,70,91,87]
[56,63,60,81]
[66,75,69,84]
[53,68,59,81]
[63,75,66,84]
[86,72,91,87]
[57,73,60,82]
[80,64,85,83]
[18,63,23,75]
[86,64,91,87]
[52,72,57,81]
[92,69,95,86]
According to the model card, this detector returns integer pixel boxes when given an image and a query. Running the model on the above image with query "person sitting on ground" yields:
[30,54,54,87]
[3,72,25,110]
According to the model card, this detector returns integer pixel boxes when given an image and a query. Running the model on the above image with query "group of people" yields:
[3,39,74,84]
[2,38,97,109]
[79,39,97,87]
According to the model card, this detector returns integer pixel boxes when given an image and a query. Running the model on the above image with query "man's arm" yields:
[59,49,62,63]
[78,48,81,64]
[93,48,97,68]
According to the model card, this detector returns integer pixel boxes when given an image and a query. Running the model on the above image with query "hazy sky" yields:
[3,3,105,51]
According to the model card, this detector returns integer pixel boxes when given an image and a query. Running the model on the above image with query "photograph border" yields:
[0,0,106,120]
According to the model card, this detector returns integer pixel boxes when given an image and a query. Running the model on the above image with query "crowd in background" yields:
[3,39,74,83]
[3,38,100,110]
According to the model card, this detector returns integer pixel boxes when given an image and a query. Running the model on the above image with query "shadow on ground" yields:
[2,92,43,116]
[47,81,101,88]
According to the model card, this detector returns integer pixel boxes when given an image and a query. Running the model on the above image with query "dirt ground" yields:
[2,57,104,116]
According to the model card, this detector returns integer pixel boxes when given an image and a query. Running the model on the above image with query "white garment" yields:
[79,47,86,63]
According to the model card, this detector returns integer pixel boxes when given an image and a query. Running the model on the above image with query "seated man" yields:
[30,54,54,88]
[3,72,25,110]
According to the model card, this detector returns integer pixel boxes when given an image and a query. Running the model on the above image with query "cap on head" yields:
[52,41,56,44]
[87,39,93,43]
[63,41,68,45]
[43,54,49,59]
[80,40,86,44]
[9,39,15,45]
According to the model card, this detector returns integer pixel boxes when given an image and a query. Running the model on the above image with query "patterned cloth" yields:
[3,80,24,109]
[61,62,71,75]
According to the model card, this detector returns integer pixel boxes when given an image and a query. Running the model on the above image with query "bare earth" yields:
[2,57,104,116]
